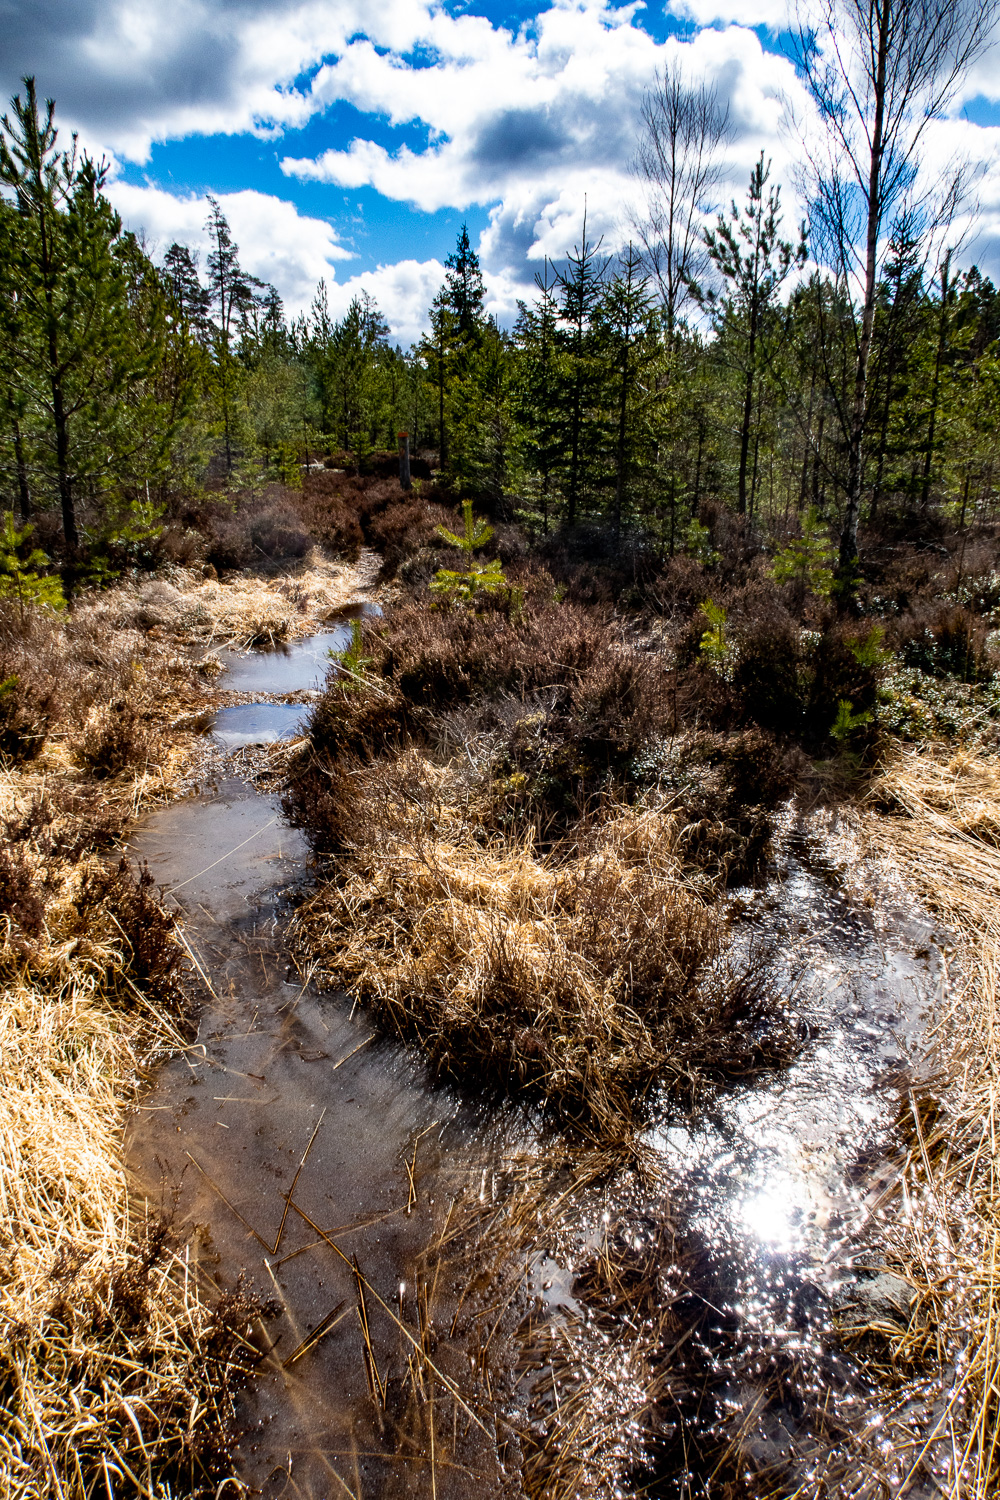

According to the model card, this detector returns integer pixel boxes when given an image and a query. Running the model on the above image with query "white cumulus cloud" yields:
[108,184,354,313]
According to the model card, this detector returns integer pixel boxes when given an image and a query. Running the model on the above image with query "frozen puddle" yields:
[210,701,308,748]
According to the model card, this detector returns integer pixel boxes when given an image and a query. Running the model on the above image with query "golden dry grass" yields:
[292,750,796,1140]
[862,746,1000,1497]
[0,794,265,1499]
[0,554,388,1498]
[0,948,257,1498]
[84,547,381,649]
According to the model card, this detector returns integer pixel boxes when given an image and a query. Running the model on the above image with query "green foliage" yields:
[435,498,494,558]
[0,79,195,573]
[0,513,64,612]
[848,625,888,671]
[829,697,873,747]
[771,508,834,597]
[430,554,511,606]
[431,499,516,607]
[698,598,728,666]
[681,518,719,566]
[330,619,376,692]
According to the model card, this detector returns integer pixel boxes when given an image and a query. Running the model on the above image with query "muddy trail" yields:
[127,619,949,1499]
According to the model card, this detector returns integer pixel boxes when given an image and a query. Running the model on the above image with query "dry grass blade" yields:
[863,745,1000,1499]
[291,751,797,1139]
[286,1199,491,1435]
[282,1299,349,1368]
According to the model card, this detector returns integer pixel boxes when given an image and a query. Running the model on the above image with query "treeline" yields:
[2,34,1000,599]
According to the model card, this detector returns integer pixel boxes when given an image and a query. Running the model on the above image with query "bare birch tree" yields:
[630,62,734,349]
[794,0,998,593]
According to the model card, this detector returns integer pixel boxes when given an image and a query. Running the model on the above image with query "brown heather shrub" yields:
[296,468,456,573]
[75,701,159,780]
[247,502,310,561]
[729,610,805,736]
[652,729,799,885]
[75,858,186,1012]
[0,845,45,936]
[0,619,64,764]
[291,475,364,557]
[891,600,991,682]
[676,592,885,753]
[286,593,679,841]
[203,492,311,571]
[2,788,125,862]
[378,592,637,707]
[366,495,455,574]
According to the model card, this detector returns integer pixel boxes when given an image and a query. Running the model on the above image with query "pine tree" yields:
[595,244,662,540]
[0,78,170,583]
[700,154,804,517]
[514,259,562,533]
[554,214,611,526]
[162,242,211,334]
[204,197,252,472]
[444,223,486,354]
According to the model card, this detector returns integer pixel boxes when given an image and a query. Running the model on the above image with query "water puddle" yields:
[210,702,309,749]
[208,605,382,749]
[128,628,946,1497]
[129,779,508,1496]
[215,606,380,697]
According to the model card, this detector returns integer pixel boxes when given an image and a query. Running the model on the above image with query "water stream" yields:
[127,622,947,1498]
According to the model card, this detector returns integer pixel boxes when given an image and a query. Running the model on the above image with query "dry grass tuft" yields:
[0,846,263,1497]
[84,550,379,650]
[861,746,1000,1497]
[293,751,797,1138]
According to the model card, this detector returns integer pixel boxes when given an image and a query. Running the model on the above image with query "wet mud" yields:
[127,628,948,1498]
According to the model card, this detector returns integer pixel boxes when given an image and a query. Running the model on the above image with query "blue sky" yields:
[3,0,999,342]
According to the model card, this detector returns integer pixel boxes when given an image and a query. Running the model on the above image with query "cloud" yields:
[107,183,353,312]
[280,7,810,309]
[324,259,446,345]
[6,0,1000,321]
[667,0,793,26]
[0,0,432,164]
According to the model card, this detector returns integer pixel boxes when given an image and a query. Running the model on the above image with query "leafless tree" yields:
[794,0,998,592]
[629,62,734,350]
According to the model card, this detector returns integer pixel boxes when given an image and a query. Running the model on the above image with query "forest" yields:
[2,67,998,608]
[4,0,1000,1494]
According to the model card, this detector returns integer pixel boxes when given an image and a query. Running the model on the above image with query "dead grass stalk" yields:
[292,751,797,1140]
[864,745,1000,1498]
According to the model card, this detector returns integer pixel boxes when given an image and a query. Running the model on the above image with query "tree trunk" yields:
[50,372,77,553]
[838,1,890,593]
[437,345,447,467]
[813,411,825,509]
[12,414,30,521]
[613,347,628,541]
[692,423,704,516]
[736,292,760,516]
[921,256,950,510]
[568,354,582,529]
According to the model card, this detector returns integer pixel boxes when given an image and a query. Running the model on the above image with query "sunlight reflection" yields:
[740,1181,803,1250]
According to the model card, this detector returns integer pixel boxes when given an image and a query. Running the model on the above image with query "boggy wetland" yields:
[4,480,1000,1500]
[6,30,1000,1497]
[127,621,954,1500]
